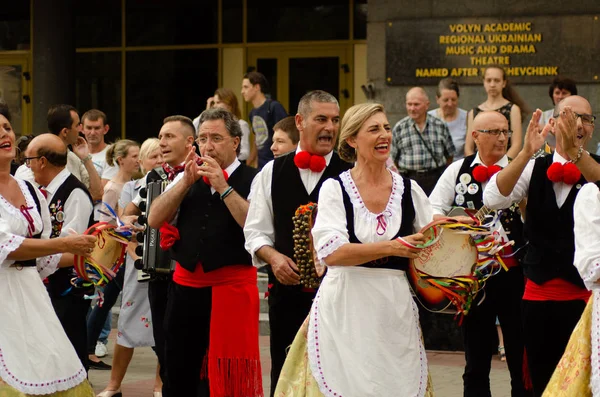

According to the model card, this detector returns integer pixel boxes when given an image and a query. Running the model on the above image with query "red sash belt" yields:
[174,263,263,396]
[523,278,591,302]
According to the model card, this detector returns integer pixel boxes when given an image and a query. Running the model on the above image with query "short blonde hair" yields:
[139,138,161,174]
[338,103,386,163]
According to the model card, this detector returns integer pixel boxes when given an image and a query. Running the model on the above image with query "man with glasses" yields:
[392,87,456,195]
[430,111,530,397]
[24,133,94,373]
[148,108,260,396]
[484,95,600,396]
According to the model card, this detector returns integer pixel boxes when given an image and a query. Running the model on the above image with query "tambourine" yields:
[73,209,131,287]
[405,211,512,320]
[293,202,324,289]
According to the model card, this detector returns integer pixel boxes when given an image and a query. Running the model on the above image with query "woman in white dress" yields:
[0,107,97,396]
[98,138,164,397]
[275,103,435,396]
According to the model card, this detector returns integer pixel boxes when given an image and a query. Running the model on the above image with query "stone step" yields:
[260,293,268,313]
[257,275,268,293]
[259,312,270,336]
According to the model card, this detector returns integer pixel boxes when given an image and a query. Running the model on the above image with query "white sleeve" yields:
[164,173,183,192]
[15,164,36,185]
[238,120,251,161]
[429,160,462,216]
[483,159,534,210]
[243,162,275,266]
[411,180,434,231]
[0,219,26,264]
[62,189,94,235]
[574,183,600,290]
[312,179,349,263]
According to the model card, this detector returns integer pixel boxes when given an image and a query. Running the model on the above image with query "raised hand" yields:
[198,156,228,194]
[556,106,584,159]
[182,148,202,187]
[72,136,90,159]
[522,109,548,157]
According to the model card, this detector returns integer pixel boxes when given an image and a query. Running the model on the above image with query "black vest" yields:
[453,154,525,252]
[172,164,258,272]
[20,181,43,267]
[337,174,415,271]
[47,174,94,298]
[272,152,353,259]
[523,154,600,287]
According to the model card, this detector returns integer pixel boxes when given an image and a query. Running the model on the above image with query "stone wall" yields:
[368,1,600,152]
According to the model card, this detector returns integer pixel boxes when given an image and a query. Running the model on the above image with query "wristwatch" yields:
[81,154,92,164]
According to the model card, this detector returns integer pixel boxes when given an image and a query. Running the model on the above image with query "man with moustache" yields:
[149,108,260,396]
[25,133,94,371]
[429,111,529,397]
[484,95,600,396]
[392,87,455,195]
[244,90,352,395]
[16,104,104,201]
[122,115,196,395]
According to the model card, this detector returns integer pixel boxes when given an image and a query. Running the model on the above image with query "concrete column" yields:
[32,0,75,135]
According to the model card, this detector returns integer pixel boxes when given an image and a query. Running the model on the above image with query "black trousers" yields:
[148,276,172,396]
[87,264,125,353]
[164,282,212,397]
[51,294,91,372]
[462,267,531,397]
[267,268,315,397]
[522,299,586,397]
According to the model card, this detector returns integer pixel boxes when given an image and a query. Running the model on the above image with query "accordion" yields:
[134,180,176,276]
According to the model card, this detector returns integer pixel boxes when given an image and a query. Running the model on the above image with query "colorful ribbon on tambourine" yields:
[72,203,131,287]
[399,214,515,321]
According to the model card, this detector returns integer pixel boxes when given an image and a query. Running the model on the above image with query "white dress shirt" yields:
[484,152,578,210]
[44,168,94,236]
[313,170,433,264]
[429,154,509,215]
[244,147,334,266]
[573,182,600,290]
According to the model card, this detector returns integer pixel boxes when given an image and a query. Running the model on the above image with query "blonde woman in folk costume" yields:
[275,103,435,397]
[0,106,97,396]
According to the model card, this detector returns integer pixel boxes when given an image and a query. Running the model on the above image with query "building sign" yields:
[386,16,599,85]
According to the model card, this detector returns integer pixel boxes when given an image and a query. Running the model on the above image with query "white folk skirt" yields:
[307,266,429,397]
[0,266,88,395]
[116,255,155,348]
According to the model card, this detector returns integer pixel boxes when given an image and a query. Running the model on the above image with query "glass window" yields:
[354,0,367,40]
[222,0,243,43]
[126,49,218,143]
[126,0,218,46]
[76,0,121,48]
[0,65,24,137]
[255,59,278,101]
[0,3,30,50]
[76,52,122,143]
[247,0,349,42]
[288,57,339,115]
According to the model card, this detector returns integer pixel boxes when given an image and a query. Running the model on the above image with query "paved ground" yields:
[90,331,512,396]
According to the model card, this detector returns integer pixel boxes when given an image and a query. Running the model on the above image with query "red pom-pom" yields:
[159,222,180,250]
[294,151,311,169]
[472,165,489,183]
[488,165,502,178]
[546,162,564,183]
[562,162,581,185]
[309,155,326,173]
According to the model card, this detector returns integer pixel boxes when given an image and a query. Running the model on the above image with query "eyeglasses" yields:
[24,156,42,166]
[552,111,596,126]
[476,129,513,138]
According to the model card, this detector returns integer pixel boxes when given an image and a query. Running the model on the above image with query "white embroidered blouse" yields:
[0,177,61,278]
[312,170,434,264]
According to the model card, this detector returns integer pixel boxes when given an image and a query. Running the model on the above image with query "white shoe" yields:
[95,341,108,358]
